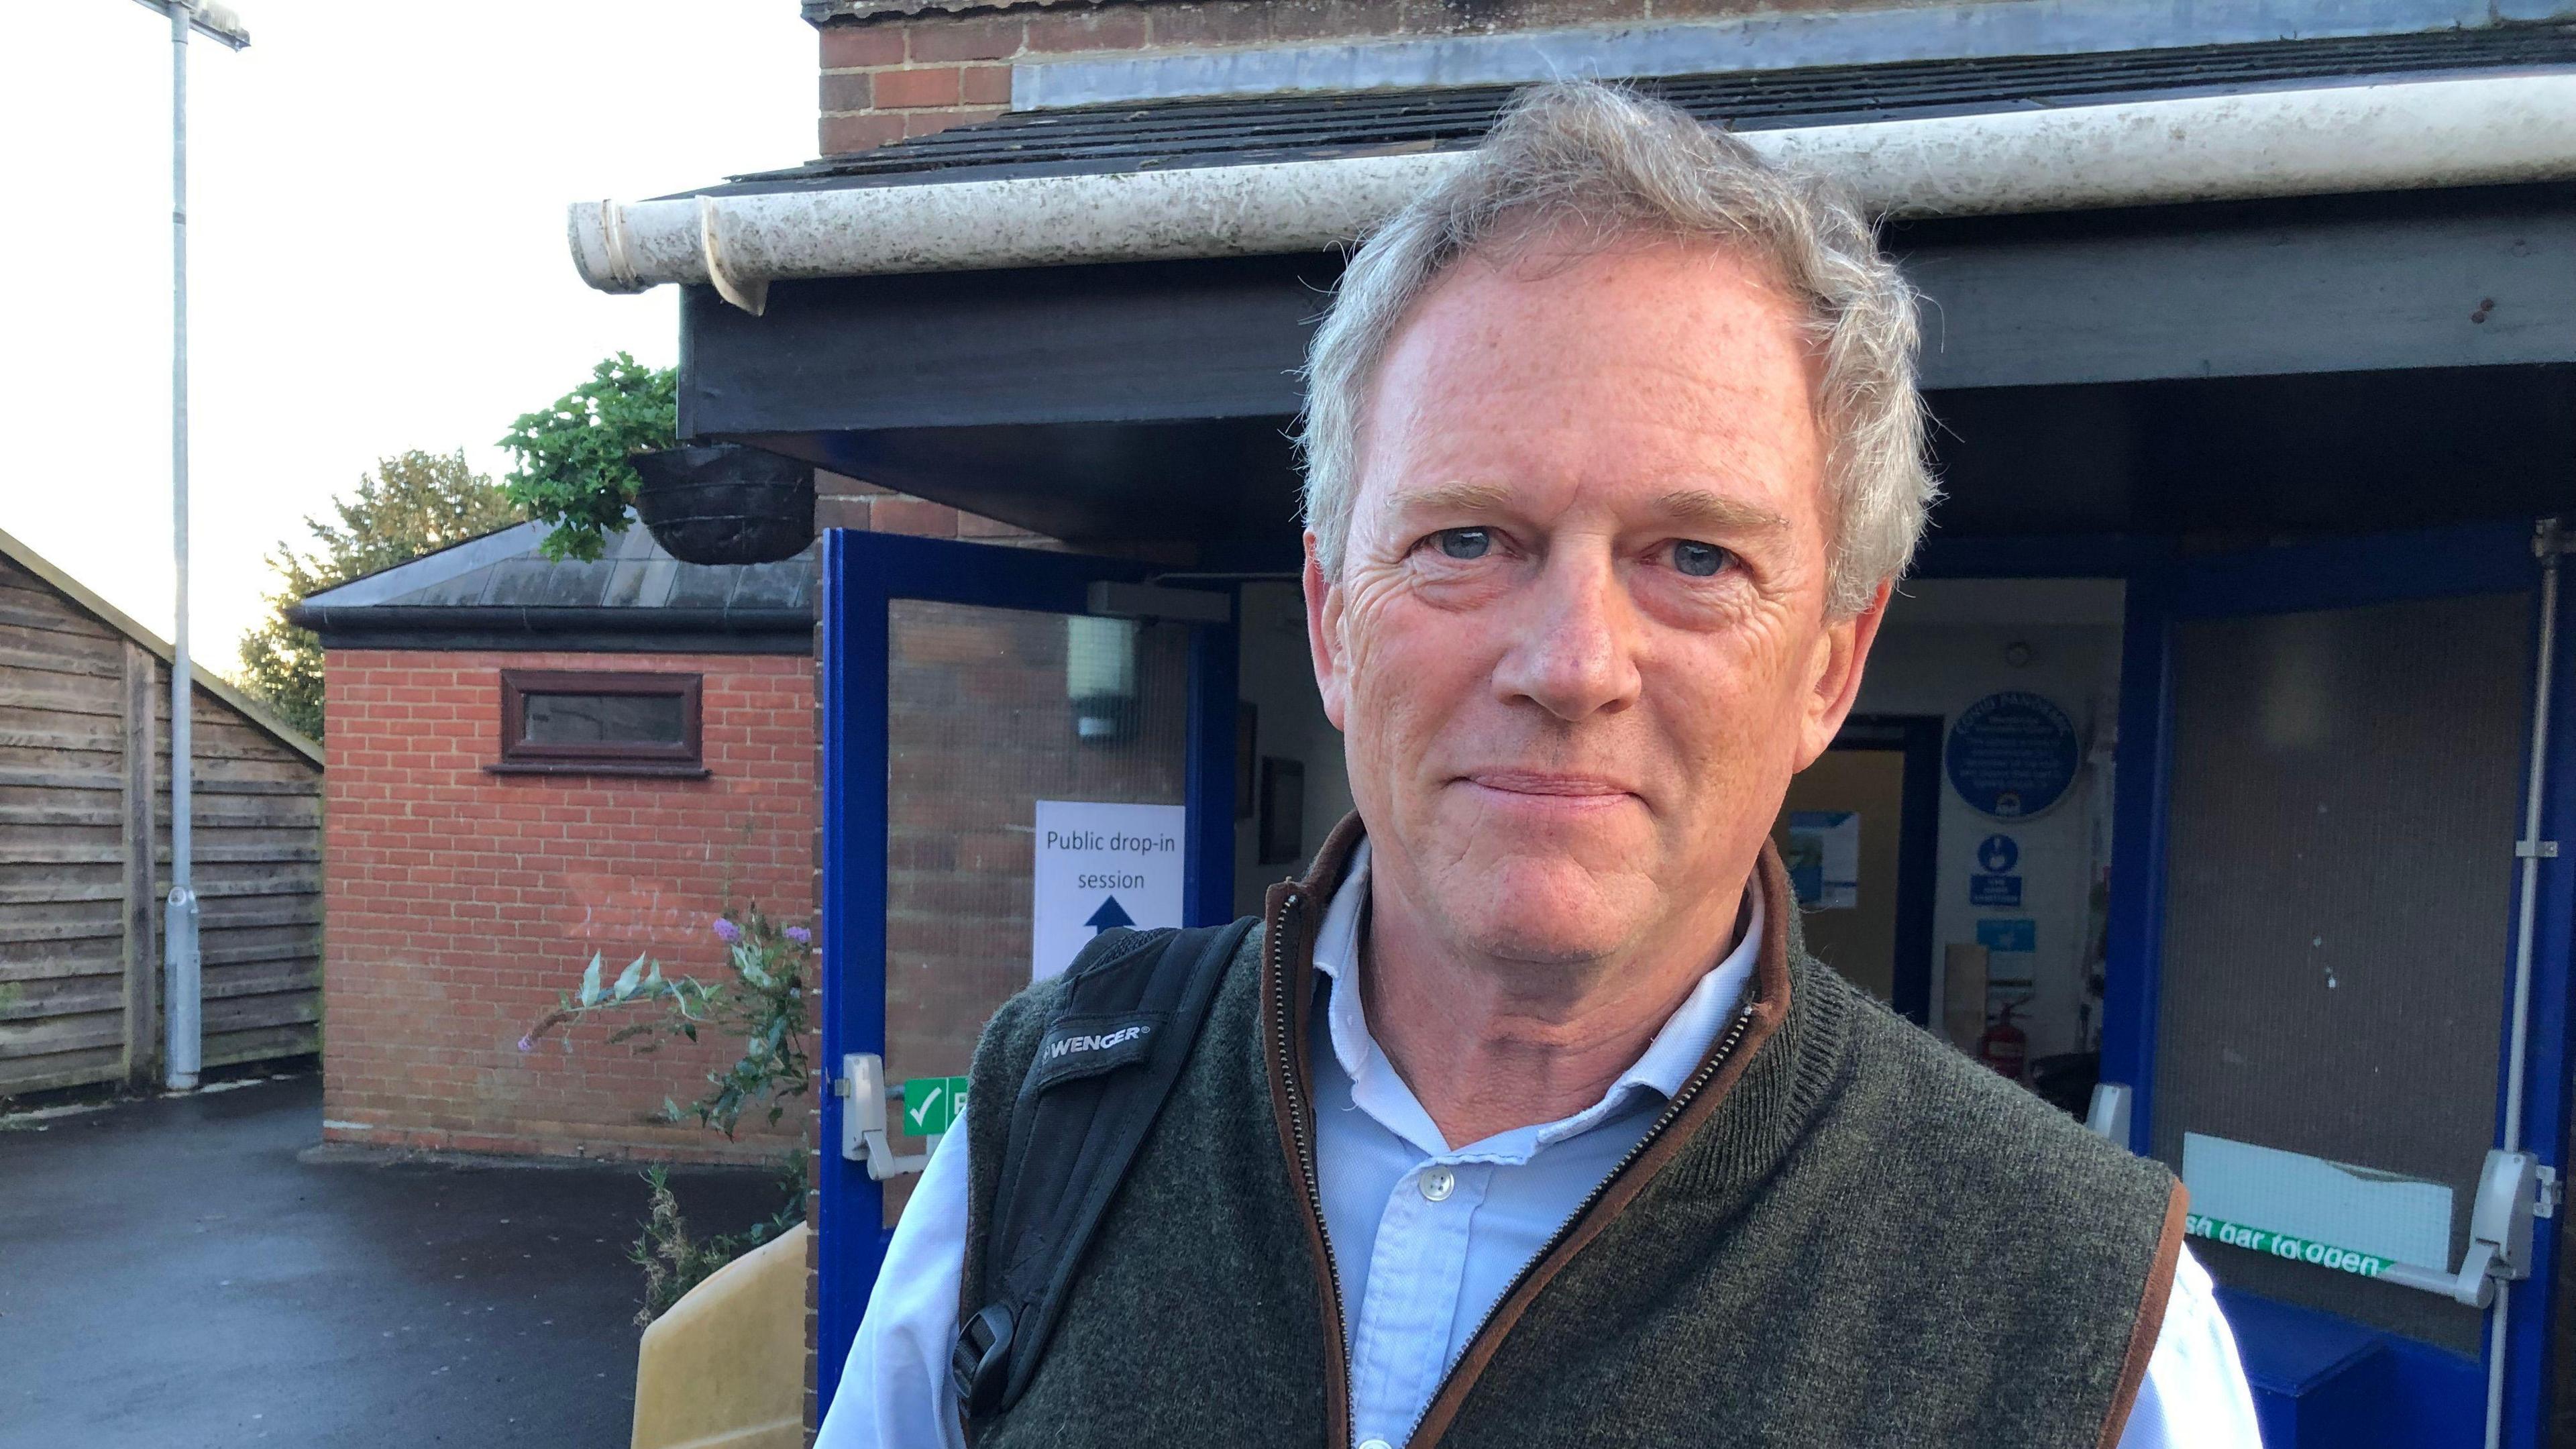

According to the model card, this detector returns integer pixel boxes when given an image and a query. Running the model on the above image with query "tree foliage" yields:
[498,353,678,562]
[236,449,521,738]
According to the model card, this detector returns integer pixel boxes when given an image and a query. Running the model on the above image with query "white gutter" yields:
[572,72,2576,313]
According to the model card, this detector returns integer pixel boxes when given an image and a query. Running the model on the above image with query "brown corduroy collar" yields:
[1256,811,1799,1449]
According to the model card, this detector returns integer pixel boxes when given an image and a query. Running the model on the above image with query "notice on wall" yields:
[1976,917,2037,984]
[1784,810,1860,910]
[1946,692,2082,820]
[1031,800,1188,981]
[1969,874,2023,907]
[1968,832,2023,906]
[2182,1132,2454,1279]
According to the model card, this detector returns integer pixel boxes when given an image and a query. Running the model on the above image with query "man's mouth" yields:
[1458,770,1639,800]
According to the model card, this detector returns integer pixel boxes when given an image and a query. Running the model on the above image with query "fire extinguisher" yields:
[1978,1002,2028,1082]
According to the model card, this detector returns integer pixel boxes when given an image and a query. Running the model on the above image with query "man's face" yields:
[1305,235,1889,967]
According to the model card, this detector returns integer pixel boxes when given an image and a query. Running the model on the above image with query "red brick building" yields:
[294,487,1040,1163]
[296,522,826,1163]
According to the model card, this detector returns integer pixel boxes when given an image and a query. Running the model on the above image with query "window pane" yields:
[879,600,1190,1224]
[523,692,687,746]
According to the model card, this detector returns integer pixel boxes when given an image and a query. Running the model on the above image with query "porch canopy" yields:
[574,25,2576,566]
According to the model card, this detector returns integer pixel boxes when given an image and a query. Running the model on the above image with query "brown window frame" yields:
[489,669,708,777]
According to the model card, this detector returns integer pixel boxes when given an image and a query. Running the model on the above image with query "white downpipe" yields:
[572,72,2576,311]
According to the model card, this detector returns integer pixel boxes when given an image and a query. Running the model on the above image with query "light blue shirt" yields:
[820,842,2260,1449]
[1311,841,1764,1444]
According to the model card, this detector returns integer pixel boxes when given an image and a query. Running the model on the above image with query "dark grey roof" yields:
[701,24,2576,197]
[286,521,815,655]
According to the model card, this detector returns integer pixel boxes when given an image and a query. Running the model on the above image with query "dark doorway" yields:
[1772,714,1943,1024]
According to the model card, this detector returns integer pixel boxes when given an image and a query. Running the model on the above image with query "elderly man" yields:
[823,82,2256,1448]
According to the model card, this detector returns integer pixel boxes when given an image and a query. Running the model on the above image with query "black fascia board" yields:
[678,253,1334,439]
[286,604,814,656]
[307,629,810,655]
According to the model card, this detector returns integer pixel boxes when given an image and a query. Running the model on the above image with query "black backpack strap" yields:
[951,916,1254,1429]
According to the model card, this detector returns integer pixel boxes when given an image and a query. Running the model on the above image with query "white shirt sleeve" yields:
[2116,1244,2263,1449]
[812,1117,973,1449]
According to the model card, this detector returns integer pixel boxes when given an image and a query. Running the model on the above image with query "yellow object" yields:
[631,1222,811,1449]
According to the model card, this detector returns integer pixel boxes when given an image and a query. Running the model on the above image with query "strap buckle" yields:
[951,1303,1016,1419]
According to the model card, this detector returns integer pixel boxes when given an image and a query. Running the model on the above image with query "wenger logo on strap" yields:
[1048,1025,1150,1060]
[1026,1012,1164,1093]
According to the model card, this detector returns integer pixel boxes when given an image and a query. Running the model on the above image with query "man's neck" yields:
[1354,871,1748,1150]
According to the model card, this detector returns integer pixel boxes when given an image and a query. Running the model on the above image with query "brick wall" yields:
[815,470,1052,545]
[815,0,1820,154]
[319,648,818,1165]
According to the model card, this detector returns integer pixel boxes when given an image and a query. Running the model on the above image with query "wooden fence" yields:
[0,541,323,1097]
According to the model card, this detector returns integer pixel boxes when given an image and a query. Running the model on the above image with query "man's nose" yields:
[1490,549,1644,722]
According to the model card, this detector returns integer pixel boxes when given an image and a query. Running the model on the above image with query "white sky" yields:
[1,1,816,668]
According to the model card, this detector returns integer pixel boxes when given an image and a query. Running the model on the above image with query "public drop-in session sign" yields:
[1030,800,1187,980]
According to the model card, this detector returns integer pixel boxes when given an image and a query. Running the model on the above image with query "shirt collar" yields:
[1309,837,1764,1156]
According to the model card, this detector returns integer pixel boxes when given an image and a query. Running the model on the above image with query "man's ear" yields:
[1796,578,1893,769]
[1303,533,1350,732]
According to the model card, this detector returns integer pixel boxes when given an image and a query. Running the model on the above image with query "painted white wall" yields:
[1857,580,2128,1062]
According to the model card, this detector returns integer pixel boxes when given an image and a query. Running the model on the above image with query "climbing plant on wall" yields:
[523,903,813,1323]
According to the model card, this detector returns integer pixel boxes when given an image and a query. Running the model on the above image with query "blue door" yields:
[814,530,1238,1413]
[2101,521,2576,1449]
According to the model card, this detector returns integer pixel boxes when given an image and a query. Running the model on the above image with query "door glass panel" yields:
[1774,748,1909,1004]
[2152,592,2528,1350]
[881,600,1191,1223]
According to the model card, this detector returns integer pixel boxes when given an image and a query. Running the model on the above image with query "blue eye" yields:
[1437,528,1492,560]
[1673,541,1730,578]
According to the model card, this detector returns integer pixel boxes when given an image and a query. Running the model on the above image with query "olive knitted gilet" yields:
[962,826,2183,1449]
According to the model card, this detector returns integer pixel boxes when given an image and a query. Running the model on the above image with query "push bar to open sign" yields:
[2187,1215,2404,1279]
[2188,1149,2551,1309]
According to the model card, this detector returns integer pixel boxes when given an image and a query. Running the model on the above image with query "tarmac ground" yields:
[0,1071,783,1449]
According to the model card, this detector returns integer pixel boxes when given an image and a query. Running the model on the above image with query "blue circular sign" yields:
[1947,692,2080,820]
[1978,834,2020,873]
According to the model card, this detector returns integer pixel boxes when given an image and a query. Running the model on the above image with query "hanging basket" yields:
[629,444,816,566]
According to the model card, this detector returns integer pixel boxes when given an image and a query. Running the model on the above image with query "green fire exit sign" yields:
[899,1076,971,1136]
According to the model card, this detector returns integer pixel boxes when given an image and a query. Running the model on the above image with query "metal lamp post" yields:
[121,0,250,1090]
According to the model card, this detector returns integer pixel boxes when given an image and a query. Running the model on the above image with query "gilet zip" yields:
[1260,871,1773,1449]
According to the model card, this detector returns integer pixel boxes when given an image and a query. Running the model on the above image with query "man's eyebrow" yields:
[1383,481,1517,517]
[1378,482,1791,533]
[1656,488,1791,535]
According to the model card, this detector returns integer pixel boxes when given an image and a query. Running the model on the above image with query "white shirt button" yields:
[1360,1440,1394,1449]
[1419,1167,1456,1202]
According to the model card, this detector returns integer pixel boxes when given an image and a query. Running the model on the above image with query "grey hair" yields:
[1295,80,1935,616]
